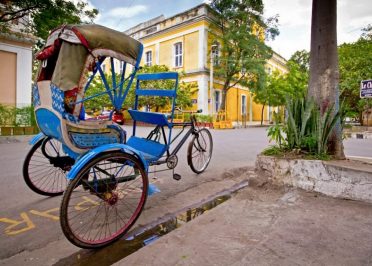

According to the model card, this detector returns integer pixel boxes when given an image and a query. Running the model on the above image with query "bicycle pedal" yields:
[173,173,181,181]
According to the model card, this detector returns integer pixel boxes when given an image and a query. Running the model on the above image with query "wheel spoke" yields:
[61,152,148,248]
[188,129,213,174]
[23,137,70,196]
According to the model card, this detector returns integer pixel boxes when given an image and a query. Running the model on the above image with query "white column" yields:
[198,27,206,69]
[197,75,209,114]
[155,42,160,65]
[209,54,213,116]
[249,92,253,122]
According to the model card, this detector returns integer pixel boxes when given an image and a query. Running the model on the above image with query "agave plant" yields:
[314,104,342,154]
[284,97,315,150]
[283,97,342,156]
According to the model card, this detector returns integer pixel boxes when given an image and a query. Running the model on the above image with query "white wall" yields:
[0,41,33,107]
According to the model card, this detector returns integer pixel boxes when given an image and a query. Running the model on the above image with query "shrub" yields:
[0,104,36,126]
[265,96,342,157]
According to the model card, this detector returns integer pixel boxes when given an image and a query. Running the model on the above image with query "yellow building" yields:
[123,4,288,124]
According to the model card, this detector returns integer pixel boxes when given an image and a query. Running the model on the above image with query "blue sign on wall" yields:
[361,80,372,98]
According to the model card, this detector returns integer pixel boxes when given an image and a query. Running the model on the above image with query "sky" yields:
[87,0,372,60]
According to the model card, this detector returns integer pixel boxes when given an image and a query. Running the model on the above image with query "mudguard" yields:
[29,132,45,145]
[66,143,149,180]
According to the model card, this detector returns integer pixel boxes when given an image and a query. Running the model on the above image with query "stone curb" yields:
[256,155,372,203]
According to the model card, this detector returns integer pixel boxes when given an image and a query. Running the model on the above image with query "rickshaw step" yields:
[173,173,181,181]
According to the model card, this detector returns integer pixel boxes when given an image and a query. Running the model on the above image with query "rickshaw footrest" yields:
[173,173,181,181]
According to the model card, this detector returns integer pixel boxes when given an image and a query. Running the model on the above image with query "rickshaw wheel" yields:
[23,137,70,196]
[187,128,213,174]
[60,151,148,249]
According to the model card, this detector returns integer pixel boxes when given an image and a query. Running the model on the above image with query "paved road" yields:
[0,127,370,261]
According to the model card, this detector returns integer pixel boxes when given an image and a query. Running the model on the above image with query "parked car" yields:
[97,110,124,125]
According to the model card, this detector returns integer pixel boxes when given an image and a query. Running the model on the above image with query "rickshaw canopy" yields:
[45,24,142,65]
[37,24,143,92]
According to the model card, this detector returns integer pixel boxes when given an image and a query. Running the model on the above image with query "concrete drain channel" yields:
[54,180,249,266]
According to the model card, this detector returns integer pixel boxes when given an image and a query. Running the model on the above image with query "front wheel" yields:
[187,128,213,174]
[60,152,148,249]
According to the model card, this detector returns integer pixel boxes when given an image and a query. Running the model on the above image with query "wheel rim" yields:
[26,138,70,195]
[190,129,212,172]
[64,154,147,246]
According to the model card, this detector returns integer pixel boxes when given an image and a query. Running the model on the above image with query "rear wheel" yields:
[23,137,72,196]
[60,152,148,249]
[187,128,213,174]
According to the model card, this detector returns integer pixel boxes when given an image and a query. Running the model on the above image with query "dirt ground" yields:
[117,182,372,266]
[2,166,372,265]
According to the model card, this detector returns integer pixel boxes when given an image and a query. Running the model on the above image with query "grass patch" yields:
[262,146,285,156]
[262,146,332,161]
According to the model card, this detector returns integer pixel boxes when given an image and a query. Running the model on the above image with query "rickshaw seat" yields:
[126,136,166,162]
[128,110,170,127]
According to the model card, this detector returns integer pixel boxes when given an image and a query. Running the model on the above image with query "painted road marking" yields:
[30,208,60,221]
[0,212,35,236]
[75,196,100,211]
[1,180,159,236]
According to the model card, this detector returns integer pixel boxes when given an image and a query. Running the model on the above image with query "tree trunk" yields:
[260,104,265,126]
[359,112,364,126]
[308,0,345,159]
[220,83,229,112]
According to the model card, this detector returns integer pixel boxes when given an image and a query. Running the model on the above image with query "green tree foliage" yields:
[339,24,372,123]
[0,0,98,48]
[136,65,193,111]
[83,76,112,112]
[84,65,193,112]
[253,61,308,124]
[289,50,310,72]
[209,0,279,110]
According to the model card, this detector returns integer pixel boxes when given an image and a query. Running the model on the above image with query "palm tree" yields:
[308,0,345,159]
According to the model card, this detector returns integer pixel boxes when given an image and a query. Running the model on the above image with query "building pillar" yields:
[197,75,209,114]
[198,27,207,70]
[249,92,253,122]
[155,43,160,65]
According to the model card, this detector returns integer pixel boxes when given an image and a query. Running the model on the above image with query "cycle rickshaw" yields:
[24,24,213,248]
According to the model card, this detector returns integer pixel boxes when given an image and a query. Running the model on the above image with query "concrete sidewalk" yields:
[117,183,372,266]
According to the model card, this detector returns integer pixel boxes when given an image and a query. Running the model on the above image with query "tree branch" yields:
[227,72,247,90]
[0,5,39,22]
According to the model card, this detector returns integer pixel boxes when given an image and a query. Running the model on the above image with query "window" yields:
[145,51,152,66]
[241,95,247,115]
[214,91,221,112]
[102,63,106,73]
[145,26,157,35]
[174,42,183,67]
[211,42,220,66]
[267,67,272,75]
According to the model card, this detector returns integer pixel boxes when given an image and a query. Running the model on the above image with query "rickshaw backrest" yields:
[129,72,179,129]
[32,24,144,157]
[126,72,179,162]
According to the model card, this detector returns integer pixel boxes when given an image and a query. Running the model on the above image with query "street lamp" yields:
[210,43,218,117]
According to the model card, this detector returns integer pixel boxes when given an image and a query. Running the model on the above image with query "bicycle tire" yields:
[60,151,148,249]
[23,137,70,196]
[187,128,213,174]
